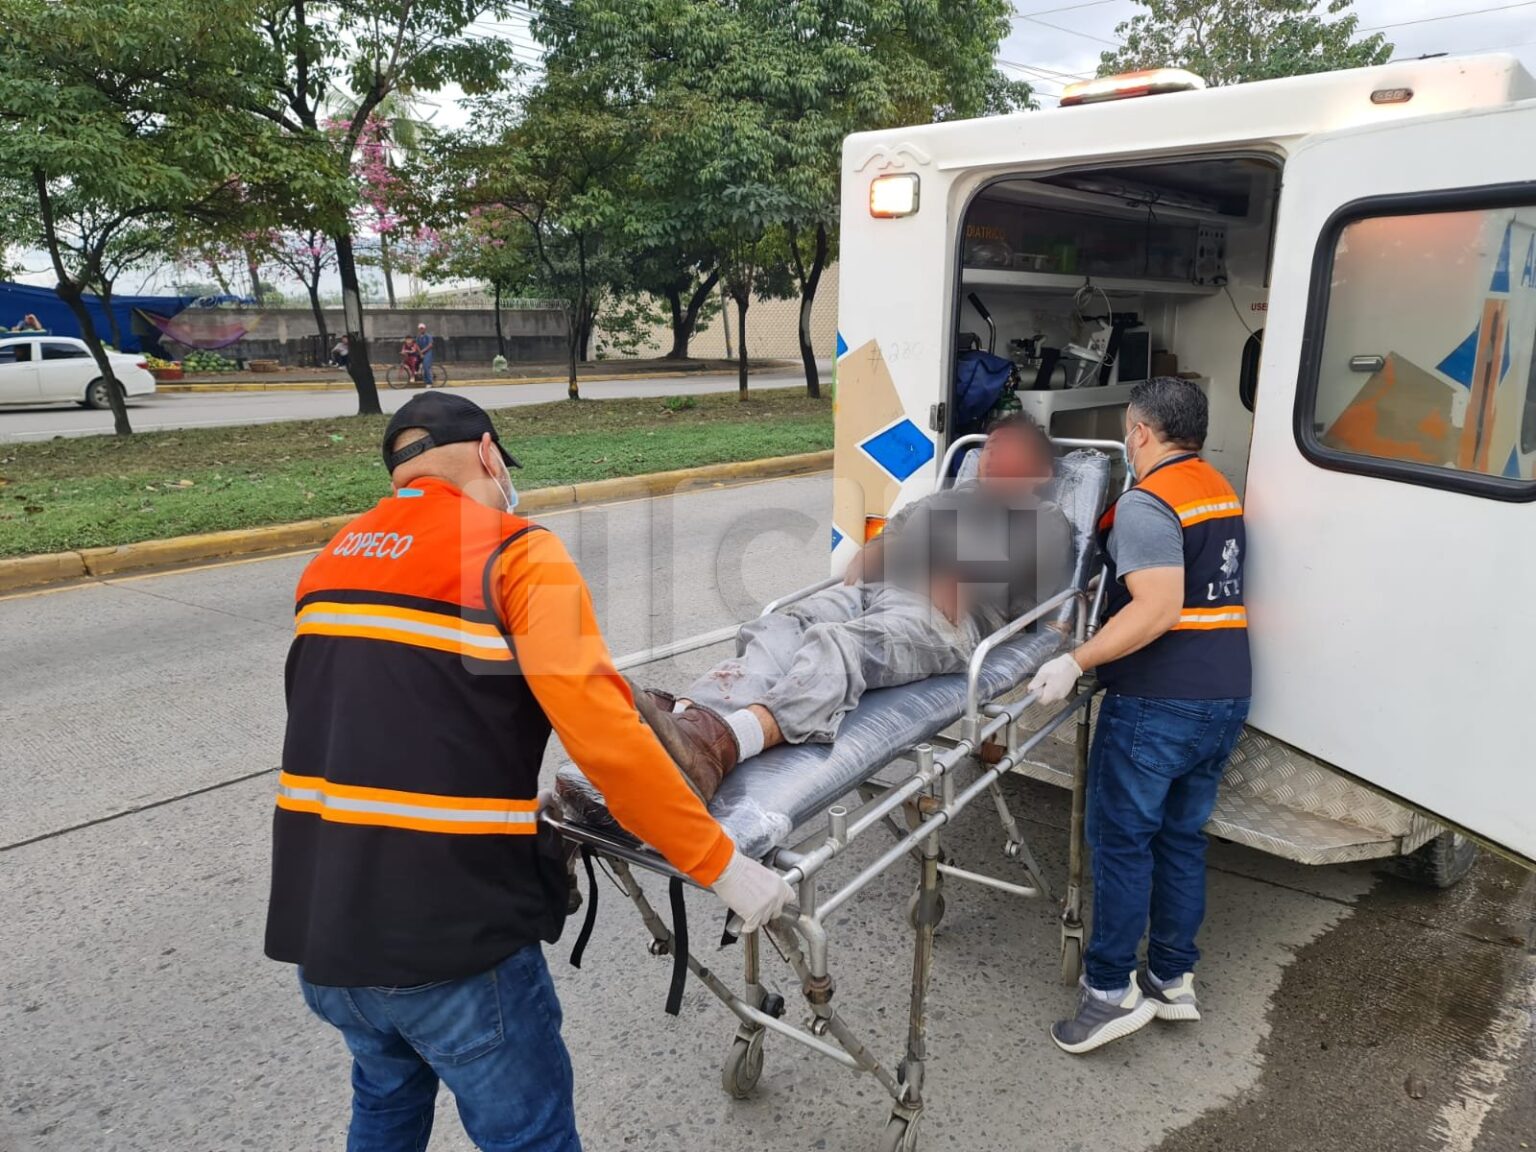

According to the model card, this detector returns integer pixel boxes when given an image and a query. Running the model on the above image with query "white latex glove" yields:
[1028,652,1083,706]
[711,850,795,933]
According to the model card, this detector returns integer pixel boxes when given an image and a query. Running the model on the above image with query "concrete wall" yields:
[588,262,841,362]
[157,306,567,366]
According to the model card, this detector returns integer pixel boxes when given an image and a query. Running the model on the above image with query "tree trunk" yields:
[577,298,596,363]
[666,271,720,360]
[246,249,264,303]
[61,289,131,435]
[575,237,594,364]
[735,291,750,401]
[663,286,685,359]
[380,230,397,308]
[100,281,124,350]
[721,280,734,361]
[306,280,329,359]
[32,170,130,433]
[493,281,505,357]
[798,223,828,400]
[566,300,581,400]
[332,230,382,415]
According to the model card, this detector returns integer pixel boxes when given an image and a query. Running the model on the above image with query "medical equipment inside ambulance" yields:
[952,155,1270,465]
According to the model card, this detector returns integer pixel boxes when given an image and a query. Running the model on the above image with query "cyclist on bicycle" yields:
[399,336,422,384]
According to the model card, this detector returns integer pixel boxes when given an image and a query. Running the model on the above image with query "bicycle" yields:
[386,361,448,389]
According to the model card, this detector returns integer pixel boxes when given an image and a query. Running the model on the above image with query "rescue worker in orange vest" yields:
[1028,377,1250,1055]
[264,392,793,1151]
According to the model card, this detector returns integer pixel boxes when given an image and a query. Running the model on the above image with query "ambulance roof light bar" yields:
[1060,68,1207,108]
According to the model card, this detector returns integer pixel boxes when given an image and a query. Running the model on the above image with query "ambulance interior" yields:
[953,155,1281,495]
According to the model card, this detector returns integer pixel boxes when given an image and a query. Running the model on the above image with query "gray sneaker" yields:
[1050,980,1157,1054]
[1137,969,1201,1021]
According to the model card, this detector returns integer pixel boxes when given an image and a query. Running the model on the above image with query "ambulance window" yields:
[1522,322,1536,455]
[1298,197,1536,500]
[1239,330,1262,413]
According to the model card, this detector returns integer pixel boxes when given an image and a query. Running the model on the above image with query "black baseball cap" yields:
[382,392,522,473]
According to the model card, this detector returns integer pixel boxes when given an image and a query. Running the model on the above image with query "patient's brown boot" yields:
[629,683,739,804]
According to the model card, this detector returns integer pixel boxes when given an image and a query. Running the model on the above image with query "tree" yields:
[263,227,339,352]
[532,0,1030,398]
[0,0,334,434]
[1099,0,1393,86]
[341,97,440,308]
[419,202,527,358]
[255,0,517,415]
[432,75,640,399]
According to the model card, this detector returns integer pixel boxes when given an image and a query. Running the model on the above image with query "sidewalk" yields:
[160,357,799,393]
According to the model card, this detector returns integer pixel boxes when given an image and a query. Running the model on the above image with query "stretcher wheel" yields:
[1059,934,1083,985]
[905,887,945,932]
[877,1112,921,1152]
[721,1030,765,1099]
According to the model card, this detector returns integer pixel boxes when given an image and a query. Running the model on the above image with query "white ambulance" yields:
[832,55,1536,881]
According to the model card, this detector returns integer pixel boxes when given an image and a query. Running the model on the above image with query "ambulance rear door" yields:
[1245,96,1536,865]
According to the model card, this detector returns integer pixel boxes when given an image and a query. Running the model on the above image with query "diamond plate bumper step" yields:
[1004,697,1422,867]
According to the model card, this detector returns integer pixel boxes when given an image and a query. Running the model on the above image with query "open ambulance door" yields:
[1245,98,1536,867]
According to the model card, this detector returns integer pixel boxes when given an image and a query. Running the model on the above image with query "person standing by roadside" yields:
[1029,376,1250,1054]
[265,392,792,1150]
[415,322,435,384]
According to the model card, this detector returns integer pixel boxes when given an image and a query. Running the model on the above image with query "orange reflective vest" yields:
[1096,454,1251,700]
[265,477,733,987]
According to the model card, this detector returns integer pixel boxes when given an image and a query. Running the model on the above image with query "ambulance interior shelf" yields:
[962,267,1217,298]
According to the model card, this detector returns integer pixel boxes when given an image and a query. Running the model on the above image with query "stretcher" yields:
[547,437,1123,1151]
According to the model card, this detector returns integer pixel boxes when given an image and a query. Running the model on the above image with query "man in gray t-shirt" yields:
[1101,488,1184,579]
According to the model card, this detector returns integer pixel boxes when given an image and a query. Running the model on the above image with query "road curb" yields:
[156,367,794,395]
[0,451,832,593]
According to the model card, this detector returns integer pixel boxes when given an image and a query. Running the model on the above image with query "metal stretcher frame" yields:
[544,435,1128,1152]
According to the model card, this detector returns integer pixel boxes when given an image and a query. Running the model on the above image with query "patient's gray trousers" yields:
[682,583,981,746]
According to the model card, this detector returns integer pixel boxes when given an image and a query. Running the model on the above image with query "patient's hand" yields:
[929,577,961,626]
[842,549,863,586]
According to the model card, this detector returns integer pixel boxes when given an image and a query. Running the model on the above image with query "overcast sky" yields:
[11,0,1535,294]
[997,0,1536,105]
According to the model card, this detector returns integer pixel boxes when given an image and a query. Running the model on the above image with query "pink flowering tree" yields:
[256,0,518,415]
[263,227,338,350]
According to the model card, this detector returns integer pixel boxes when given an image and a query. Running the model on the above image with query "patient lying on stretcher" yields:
[631,414,1074,804]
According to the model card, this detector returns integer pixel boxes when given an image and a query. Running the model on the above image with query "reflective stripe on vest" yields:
[1170,496,1242,527]
[295,599,513,662]
[275,771,539,835]
[1174,606,1248,631]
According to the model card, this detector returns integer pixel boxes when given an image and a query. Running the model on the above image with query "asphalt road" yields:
[2,474,1532,1152]
[0,370,806,442]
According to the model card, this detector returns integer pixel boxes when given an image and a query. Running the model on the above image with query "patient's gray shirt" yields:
[1105,490,1185,581]
[876,481,1075,633]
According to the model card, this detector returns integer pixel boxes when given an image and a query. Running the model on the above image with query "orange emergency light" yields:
[1060,68,1206,107]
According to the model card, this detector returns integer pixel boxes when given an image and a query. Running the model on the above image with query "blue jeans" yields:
[420,350,433,381]
[1084,692,1250,991]
[299,945,581,1152]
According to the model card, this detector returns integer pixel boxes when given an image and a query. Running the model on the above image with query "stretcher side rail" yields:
[774,584,1084,891]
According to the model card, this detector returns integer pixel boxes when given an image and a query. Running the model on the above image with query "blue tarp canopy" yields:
[0,281,196,354]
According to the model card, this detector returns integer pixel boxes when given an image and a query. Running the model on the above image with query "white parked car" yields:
[0,335,157,409]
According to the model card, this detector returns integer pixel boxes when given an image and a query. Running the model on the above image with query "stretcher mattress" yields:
[556,451,1112,860]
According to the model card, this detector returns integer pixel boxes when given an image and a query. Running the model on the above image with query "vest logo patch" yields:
[333,530,414,559]
[1208,538,1242,600]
